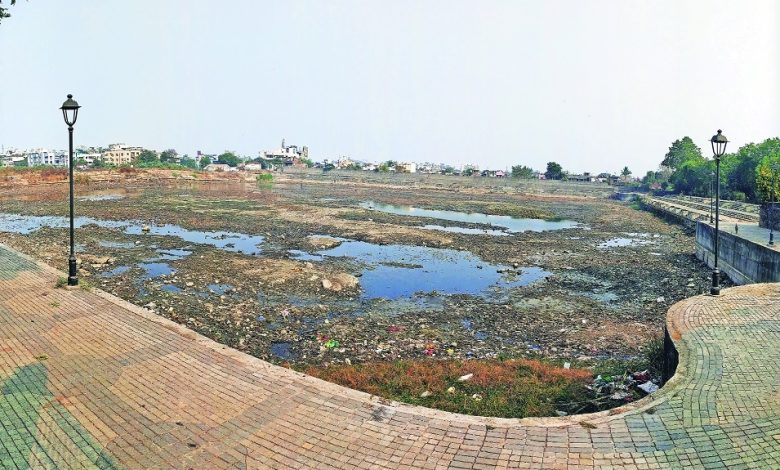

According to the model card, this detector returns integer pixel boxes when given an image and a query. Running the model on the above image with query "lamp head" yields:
[710,129,728,158]
[60,94,81,127]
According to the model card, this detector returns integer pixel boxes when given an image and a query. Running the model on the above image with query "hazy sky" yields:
[1,1,778,174]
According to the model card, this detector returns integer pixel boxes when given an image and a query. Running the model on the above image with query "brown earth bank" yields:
[0,168,721,416]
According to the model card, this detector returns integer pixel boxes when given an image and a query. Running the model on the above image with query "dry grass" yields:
[304,358,593,418]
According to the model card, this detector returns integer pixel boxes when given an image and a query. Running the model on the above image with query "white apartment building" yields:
[26,149,68,167]
[78,153,102,165]
[262,139,309,165]
[101,143,143,166]
[398,162,417,173]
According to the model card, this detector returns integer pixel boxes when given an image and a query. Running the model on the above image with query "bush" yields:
[256,173,273,183]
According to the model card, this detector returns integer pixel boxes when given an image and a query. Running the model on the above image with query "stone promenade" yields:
[1,243,779,469]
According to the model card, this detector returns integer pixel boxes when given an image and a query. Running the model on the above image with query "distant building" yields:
[204,163,235,172]
[241,163,264,172]
[335,157,358,169]
[398,162,417,173]
[101,143,142,166]
[1,149,26,167]
[418,162,445,174]
[262,139,309,166]
[569,172,597,183]
[196,151,219,164]
[78,153,101,166]
[26,149,68,167]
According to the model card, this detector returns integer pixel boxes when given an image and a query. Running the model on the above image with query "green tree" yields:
[180,157,198,170]
[217,151,241,167]
[159,149,178,163]
[0,0,18,24]
[661,137,702,170]
[724,138,780,202]
[136,149,159,164]
[755,151,780,202]
[299,157,314,168]
[669,157,712,195]
[511,165,534,179]
[544,162,563,180]
[199,156,211,169]
[621,166,631,177]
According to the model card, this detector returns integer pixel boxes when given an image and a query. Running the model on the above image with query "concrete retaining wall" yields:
[696,221,780,284]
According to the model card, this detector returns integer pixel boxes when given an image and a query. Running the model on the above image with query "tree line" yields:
[642,136,780,203]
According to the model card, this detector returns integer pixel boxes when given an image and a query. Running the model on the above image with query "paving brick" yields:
[0,244,779,468]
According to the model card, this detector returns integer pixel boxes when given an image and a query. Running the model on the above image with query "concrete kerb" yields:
[0,241,689,429]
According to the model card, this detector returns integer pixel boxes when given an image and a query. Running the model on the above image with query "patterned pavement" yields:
[0,243,779,469]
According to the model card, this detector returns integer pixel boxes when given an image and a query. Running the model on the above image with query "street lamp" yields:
[769,162,779,246]
[710,129,728,295]
[709,171,715,223]
[60,94,81,286]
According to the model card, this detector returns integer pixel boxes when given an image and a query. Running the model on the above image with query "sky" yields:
[1,1,778,174]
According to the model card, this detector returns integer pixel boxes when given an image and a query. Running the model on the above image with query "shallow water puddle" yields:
[98,240,137,249]
[360,201,580,233]
[76,194,124,201]
[598,233,657,249]
[0,213,264,255]
[270,342,293,360]
[138,262,175,280]
[101,266,130,278]
[420,225,510,236]
[208,283,233,295]
[311,240,550,299]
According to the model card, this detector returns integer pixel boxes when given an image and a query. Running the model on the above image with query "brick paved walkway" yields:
[1,243,779,469]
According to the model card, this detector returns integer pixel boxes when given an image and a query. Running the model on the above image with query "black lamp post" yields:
[770,162,779,246]
[710,129,728,295]
[709,171,715,223]
[60,94,81,286]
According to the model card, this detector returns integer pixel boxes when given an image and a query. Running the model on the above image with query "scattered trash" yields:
[638,382,659,394]
[471,393,483,401]
[632,370,651,383]
[656,296,665,303]
[446,386,456,394]
[563,362,571,369]
[457,373,473,382]
[610,391,630,401]
[420,390,433,398]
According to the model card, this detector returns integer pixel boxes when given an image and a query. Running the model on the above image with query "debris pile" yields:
[588,369,660,404]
